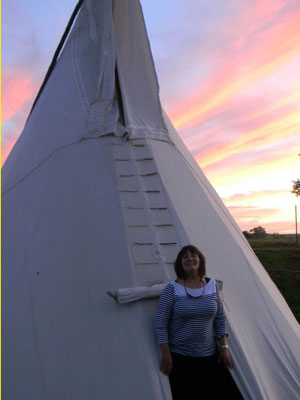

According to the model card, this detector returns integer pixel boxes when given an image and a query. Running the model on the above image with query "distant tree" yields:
[250,226,267,238]
[242,231,251,239]
[291,179,300,197]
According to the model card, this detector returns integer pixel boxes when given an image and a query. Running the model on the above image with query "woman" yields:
[155,245,232,400]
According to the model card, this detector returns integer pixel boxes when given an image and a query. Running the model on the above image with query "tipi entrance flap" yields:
[73,0,125,139]
[112,0,169,141]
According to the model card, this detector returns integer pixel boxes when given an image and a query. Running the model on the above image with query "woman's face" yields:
[181,250,200,275]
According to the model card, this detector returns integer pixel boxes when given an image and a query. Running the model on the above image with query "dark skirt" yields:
[169,352,243,400]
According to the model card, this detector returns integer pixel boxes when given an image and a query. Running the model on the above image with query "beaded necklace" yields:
[184,279,206,299]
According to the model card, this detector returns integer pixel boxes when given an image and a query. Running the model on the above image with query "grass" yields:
[247,235,300,323]
[248,234,299,249]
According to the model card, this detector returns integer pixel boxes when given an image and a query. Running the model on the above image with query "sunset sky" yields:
[2,0,300,233]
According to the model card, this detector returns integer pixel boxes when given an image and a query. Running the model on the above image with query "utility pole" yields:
[296,154,300,245]
[295,204,298,245]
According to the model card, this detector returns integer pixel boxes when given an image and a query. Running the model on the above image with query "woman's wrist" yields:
[160,343,170,354]
[219,344,229,350]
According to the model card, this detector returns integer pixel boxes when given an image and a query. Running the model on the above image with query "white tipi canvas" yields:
[2,1,300,399]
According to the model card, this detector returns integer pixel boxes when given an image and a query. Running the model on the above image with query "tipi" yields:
[2,0,300,399]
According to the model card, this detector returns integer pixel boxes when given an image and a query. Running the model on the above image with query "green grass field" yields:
[247,235,300,323]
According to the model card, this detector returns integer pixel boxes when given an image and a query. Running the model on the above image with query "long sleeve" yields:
[213,284,227,338]
[155,283,174,344]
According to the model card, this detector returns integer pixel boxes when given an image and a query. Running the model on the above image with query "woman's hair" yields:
[174,245,206,279]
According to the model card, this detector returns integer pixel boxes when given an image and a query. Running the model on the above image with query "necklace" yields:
[184,279,206,299]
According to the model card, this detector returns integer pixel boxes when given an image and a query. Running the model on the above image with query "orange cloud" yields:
[202,138,299,195]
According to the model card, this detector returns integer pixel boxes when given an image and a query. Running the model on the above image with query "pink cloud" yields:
[1,136,17,166]
[227,205,295,234]
[184,97,300,169]
[184,96,298,159]
[224,189,287,204]
[228,206,278,220]
[168,5,300,132]
[231,0,286,47]
[1,66,40,165]
[2,68,37,122]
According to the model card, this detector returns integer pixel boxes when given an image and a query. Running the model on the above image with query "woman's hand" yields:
[160,352,173,375]
[160,343,173,375]
[218,349,232,369]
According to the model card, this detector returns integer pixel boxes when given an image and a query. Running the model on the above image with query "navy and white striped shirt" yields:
[155,278,227,357]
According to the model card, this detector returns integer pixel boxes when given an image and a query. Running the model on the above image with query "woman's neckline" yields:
[175,277,209,290]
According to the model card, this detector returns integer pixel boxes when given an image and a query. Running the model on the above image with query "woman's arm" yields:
[214,282,232,368]
[155,284,175,375]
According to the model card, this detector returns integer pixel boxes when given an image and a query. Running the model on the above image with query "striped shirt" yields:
[155,278,227,357]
